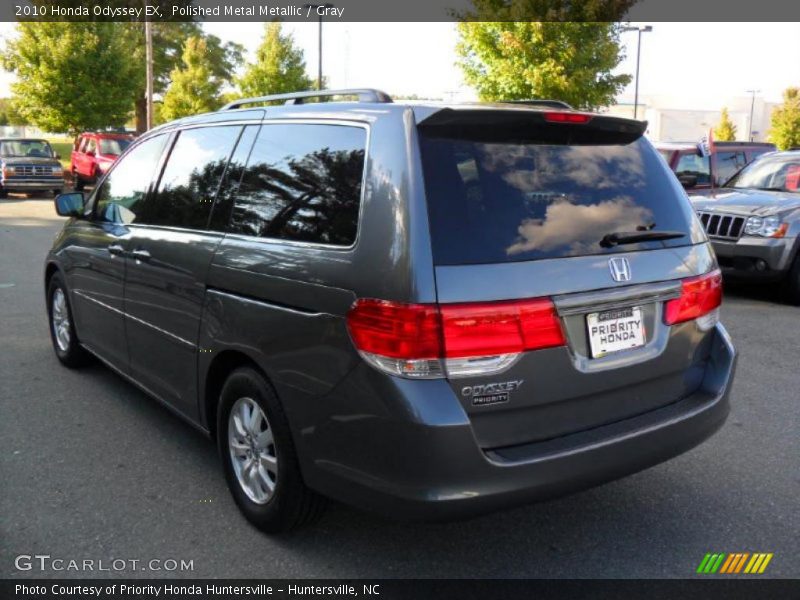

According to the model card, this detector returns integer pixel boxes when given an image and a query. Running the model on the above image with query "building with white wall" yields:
[605,94,779,143]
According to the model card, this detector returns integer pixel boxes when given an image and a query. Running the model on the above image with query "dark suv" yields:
[45,89,737,532]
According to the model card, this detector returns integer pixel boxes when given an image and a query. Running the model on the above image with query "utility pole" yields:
[145,20,154,131]
[305,4,334,90]
[746,89,761,141]
[622,25,653,119]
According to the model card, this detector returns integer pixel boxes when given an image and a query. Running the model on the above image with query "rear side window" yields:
[419,134,699,266]
[135,125,242,229]
[715,151,747,185]
[227,123,366,246]
[675,152,710,185]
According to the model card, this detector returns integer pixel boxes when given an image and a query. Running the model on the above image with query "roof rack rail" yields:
[221,88,393,110]
[502,99,573,110]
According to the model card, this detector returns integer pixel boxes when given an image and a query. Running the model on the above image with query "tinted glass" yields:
[675,152,710,185]
[715,151,747,186]
[228,124,366,246]
[208,124,260,232]
[728,154,800,192]
[420,135,698,265]
[135,126,241,229]
[94,135,167,225]
[99,138,132,155]
[0,139,54,158]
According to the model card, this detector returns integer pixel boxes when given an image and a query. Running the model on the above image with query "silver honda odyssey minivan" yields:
[45,89,736,531]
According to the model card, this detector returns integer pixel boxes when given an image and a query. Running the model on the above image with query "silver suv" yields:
[45,89,737,532]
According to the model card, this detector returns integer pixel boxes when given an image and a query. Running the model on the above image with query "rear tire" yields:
[786,255,800,305]
[0,188,7,199]
[47,272,91,368]
[217,367,326,533]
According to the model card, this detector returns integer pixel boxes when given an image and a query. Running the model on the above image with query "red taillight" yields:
[664,270,723,326]
[440,298,565,358]
[345,299,442,359]
[346,297,565,377]
[543,111,593,124]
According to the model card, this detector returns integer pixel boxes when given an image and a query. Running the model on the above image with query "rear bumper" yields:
[711,236,797,280]
[304,323,736,520]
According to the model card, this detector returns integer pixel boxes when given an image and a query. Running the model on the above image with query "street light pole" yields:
[622,25,652,120]
[144,20,153,131]
[305,4,333,90]
[746,89,761,141]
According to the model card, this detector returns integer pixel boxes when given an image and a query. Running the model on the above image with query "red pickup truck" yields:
[70,131,134,190]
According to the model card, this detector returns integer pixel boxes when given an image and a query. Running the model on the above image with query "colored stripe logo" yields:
[696,552,773,574]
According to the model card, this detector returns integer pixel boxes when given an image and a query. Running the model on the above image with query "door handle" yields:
[108,243,125,257]
[131,249,151,263]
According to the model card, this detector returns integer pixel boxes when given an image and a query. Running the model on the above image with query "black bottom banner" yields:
[2,579,798,600]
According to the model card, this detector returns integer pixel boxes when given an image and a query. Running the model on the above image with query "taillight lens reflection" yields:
[664,269,723,326]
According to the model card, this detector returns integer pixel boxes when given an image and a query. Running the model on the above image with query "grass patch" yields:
[46,137,73,170]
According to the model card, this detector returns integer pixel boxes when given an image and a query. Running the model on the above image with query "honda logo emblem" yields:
[608,257,632,282]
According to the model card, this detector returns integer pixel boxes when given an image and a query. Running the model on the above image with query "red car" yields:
[70,131,134,190]
[655,141,775,194]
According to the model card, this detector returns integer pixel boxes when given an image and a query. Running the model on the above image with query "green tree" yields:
[161,36,226,121]
[768,88,800,150]
[0,98,29,126]
[714,107,737,141]
[2,23,138,134]
[236,23,312,99]
[455,1,636,109]
[119,23,243,132]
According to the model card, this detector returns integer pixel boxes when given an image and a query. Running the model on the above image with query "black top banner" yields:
[7,0,800,22]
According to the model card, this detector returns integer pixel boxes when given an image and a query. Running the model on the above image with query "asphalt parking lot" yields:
[1,196,798,579]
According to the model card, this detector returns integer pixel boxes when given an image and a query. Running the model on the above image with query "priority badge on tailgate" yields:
[461,380,524,406]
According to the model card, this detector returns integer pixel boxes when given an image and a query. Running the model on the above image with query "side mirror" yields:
[678,174,698,189]
[54,152,60,160]
[55,192,85,217]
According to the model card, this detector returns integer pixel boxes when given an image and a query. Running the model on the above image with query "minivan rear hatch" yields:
[416,107,715,450]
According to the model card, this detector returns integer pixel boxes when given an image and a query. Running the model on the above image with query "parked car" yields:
[656,141,775,193]
[44,89,736,532]
[70,131,134,190]
[691,150,800,303]
[0,138,64,198]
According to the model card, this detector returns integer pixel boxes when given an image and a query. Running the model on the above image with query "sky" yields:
[1,22,799,107]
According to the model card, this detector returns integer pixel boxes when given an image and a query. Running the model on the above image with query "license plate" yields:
[586,306,646,358]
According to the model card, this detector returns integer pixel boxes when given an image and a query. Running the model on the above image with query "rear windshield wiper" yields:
[600,230,686,248]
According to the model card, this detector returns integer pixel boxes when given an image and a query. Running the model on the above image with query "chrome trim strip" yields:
[73,290,125,315]
[553,281,681,316]
[74,290,195,349]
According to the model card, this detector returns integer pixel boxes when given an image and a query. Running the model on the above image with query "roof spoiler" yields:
[417,108,647,145]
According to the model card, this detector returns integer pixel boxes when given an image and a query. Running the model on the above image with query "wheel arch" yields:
[202,349,267,439]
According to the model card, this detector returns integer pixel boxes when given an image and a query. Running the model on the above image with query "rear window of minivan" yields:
[419,134,700,266]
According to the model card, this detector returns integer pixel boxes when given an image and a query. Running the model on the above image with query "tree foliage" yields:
[455,1,636,109]
[769,88,800,150]
[236,23,312,99]
[714,107,737,141]
[2,23,138,134]
[161,36,226,121]
[120,23,243,132]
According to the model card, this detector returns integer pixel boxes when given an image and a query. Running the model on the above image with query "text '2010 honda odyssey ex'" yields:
[45,89,737,532]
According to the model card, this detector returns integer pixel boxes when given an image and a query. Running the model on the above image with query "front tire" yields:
[73,171,84,191]
[786,255,800,305]
[47,272,91,368]
[217,367,326,533]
